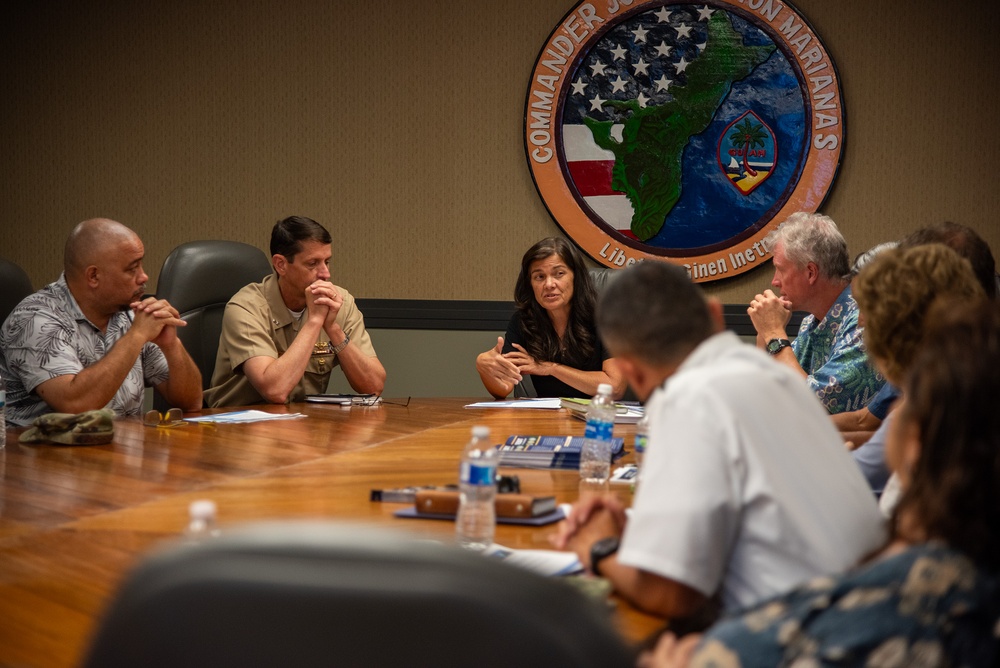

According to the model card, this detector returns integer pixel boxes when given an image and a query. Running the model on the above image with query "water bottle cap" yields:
[471,425,490,438]
[189,499,217,519]
[597,383,612,395]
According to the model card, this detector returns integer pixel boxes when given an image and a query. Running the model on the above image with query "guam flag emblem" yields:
[524,0,844,281]
[720,110,776,195]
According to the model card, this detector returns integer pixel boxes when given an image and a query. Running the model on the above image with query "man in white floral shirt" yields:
[0,218,202,425]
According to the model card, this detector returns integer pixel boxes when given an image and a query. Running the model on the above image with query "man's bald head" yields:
[64,218,138,278]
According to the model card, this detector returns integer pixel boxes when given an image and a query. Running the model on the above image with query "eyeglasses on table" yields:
[354,395,411,407]
[143,408,186,428]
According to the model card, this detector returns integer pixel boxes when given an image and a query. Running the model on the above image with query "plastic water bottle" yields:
[580,383,616,483]
[634,413,650,477]
[0,374,6,449]
[456,425,498,551]
[185,499,221,542]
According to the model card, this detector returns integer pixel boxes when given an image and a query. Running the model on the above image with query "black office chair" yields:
[153,240,272,408]
[82,522,634,668]
[589,266,617,294]
[0,256,33,327]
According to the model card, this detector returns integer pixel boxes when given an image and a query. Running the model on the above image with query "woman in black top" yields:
[476,237,626,399]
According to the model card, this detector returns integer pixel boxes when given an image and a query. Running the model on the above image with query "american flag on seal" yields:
[560,4,718,235]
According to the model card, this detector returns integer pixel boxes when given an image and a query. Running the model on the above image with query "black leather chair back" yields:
[82,522,634,668]
[155,241,272,402]
[0,257,33,327]
[589,266,616,293]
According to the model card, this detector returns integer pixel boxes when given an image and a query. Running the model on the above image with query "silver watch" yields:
[331,334,350,355]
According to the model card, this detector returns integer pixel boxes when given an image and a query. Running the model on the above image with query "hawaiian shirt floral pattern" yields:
[693,543,1000,667]
[792,285,883,414]
[0,274,168,426]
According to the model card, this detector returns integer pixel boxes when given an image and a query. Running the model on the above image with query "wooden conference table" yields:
[0,398,660,667]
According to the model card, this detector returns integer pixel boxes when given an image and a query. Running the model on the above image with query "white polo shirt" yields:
[619,332,885,613]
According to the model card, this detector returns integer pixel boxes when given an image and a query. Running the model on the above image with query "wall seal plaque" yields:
[524,0,844,281]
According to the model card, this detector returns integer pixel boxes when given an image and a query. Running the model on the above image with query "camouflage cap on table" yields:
[19,409,115,445]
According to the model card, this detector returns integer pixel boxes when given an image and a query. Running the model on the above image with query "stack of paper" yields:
[464,398,563,409]
[559,397,645,424]
[183,410,307,424]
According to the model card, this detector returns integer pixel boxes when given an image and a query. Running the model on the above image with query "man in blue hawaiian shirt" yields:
[747,212,883,414]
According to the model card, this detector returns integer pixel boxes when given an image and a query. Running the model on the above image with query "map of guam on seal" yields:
[525,0,844,281]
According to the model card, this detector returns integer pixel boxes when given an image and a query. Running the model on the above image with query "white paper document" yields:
[184,410,307,424]
[464,398,563,410]
[484,544,584,576]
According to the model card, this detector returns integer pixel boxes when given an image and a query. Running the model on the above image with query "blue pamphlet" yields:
[497,435,626,470]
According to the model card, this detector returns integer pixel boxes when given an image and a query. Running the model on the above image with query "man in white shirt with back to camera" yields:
[556,261,884,625]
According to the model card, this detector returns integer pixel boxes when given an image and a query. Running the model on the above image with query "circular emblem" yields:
[524,0,844,281]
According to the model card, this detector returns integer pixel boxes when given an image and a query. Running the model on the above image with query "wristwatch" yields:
[766,338,791,355]
[330,334,350,356]
[590,536,620,576]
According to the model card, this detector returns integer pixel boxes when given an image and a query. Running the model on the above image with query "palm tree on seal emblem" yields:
[729,117,767,178]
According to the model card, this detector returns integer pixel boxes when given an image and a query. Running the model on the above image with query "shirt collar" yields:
[262,273,294,328]
[810,284,853,329]
[654,331,741,395]
[53,273,109,331]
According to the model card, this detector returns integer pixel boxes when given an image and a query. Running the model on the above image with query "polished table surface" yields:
[0,398,661,666]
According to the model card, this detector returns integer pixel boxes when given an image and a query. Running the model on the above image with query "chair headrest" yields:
[156,240,272,313]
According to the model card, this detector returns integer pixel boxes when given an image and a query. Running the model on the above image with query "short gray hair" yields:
[851,241,899,278]
[765,212,850,281]
[596,261,713,366]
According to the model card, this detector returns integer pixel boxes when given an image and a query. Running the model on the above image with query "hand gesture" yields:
[505,343,554,376]
[478,337,522,386]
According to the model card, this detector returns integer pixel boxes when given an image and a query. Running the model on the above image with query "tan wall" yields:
[2,0,998,303]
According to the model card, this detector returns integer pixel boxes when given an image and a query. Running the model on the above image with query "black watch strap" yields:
[766,338,791,355]
[590,537,620,577]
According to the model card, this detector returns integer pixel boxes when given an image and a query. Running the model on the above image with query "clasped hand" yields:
[131,296,186,346]
[552,495,627,571]
[747,289,792,336]
[305,280,344,328]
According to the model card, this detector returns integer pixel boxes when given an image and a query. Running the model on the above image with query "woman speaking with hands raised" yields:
[476,237,625,400]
